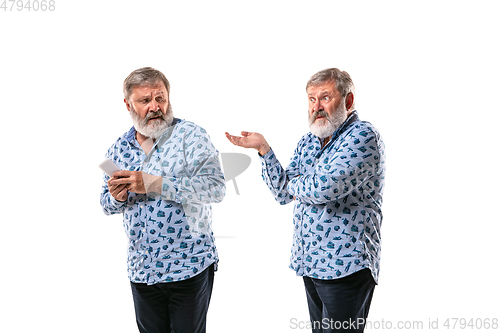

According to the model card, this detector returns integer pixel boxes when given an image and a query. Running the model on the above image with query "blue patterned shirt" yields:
[260,111,385,283]
[100,118,225,285]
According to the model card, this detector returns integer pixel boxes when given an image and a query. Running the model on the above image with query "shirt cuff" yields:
[259,147,278,166]
[110,195,127,208]
[259,147,274,158]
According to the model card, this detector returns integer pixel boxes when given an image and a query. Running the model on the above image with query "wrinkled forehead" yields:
[131,82,168,97]
[307,80,339,95]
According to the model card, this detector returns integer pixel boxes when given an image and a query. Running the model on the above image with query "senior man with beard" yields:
[226,68,385,333]
[100,67,225,333]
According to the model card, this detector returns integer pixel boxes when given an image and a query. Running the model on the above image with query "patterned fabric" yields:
[260,111,385,283]
[100,118,225,285]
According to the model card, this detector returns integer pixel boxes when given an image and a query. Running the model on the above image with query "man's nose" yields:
[312,99,322,113]
[149,99,160,111]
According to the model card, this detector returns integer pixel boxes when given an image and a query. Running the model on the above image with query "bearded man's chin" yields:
[310,121,336,139]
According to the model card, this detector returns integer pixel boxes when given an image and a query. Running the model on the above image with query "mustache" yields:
[310,110,330,124]
[141,110,170,127]
[144,110,165,122]
[143,102,173,124]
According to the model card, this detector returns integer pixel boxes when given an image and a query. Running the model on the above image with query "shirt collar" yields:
[319,110,359,150]
[125,126,137,142]
[333,110,359,139]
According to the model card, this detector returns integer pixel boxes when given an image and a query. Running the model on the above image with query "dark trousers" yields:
[303,268,376,333]
[130,264,215,333]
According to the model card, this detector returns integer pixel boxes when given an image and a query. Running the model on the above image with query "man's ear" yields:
[345,92,354,111]
[124,98,131,112]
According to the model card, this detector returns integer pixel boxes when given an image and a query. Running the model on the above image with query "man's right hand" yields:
[225,131,271,156]
[108,175,129,202]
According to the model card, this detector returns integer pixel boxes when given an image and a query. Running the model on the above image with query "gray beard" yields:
[130,103,174,139]
[309,101,347,139]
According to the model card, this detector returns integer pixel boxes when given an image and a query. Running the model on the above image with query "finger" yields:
[225,133,240,146]
[110,176,132,186]
[112,170,132,178]
[115,186,129,202]
[110,187,127,201]
[117,186,128,196]
[108,178,120,189]
[225,132,239,139]
[110,183,128,194]
[110,179,127,187]
[231,137,245,147]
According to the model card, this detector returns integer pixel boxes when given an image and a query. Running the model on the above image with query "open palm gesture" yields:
[225,131,271,156]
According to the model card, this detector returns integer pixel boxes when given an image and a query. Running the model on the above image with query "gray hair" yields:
[306,68,355,100]
[123,67,171,101]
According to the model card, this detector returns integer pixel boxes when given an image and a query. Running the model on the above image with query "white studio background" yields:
[1,1,499,332]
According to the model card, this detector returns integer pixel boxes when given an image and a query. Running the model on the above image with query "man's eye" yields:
[309,98,315,103]
[324,96,330,101]
[157,98,165,103]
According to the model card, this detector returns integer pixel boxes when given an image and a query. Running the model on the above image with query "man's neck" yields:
[321,136,331,148]
[136,132,155,154]
[135,131,153,144]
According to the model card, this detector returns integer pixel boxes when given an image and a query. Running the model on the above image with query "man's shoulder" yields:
[290,133,315,154]
[104,127,135,159]
[108,127,135,148]
[350,120,383,140]
[173,118,209,136]
[339,119,385,153]
[298,132,316,144]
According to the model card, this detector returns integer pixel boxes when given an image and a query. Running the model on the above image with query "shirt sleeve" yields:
[160,127,226,204]
[260,145,301,205]
[287,126,384,205]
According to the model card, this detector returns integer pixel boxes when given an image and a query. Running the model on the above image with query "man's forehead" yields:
[132,83,167,96]
[307,81,338,95]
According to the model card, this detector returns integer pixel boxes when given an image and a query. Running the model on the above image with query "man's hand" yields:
[108,171,163,201]
[108,176,129,202]
[109,171,147,196]
[225,131,271,156]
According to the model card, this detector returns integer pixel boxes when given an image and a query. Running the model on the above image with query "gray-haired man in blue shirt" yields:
[101,67,225,333]
[226,68,385,333]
